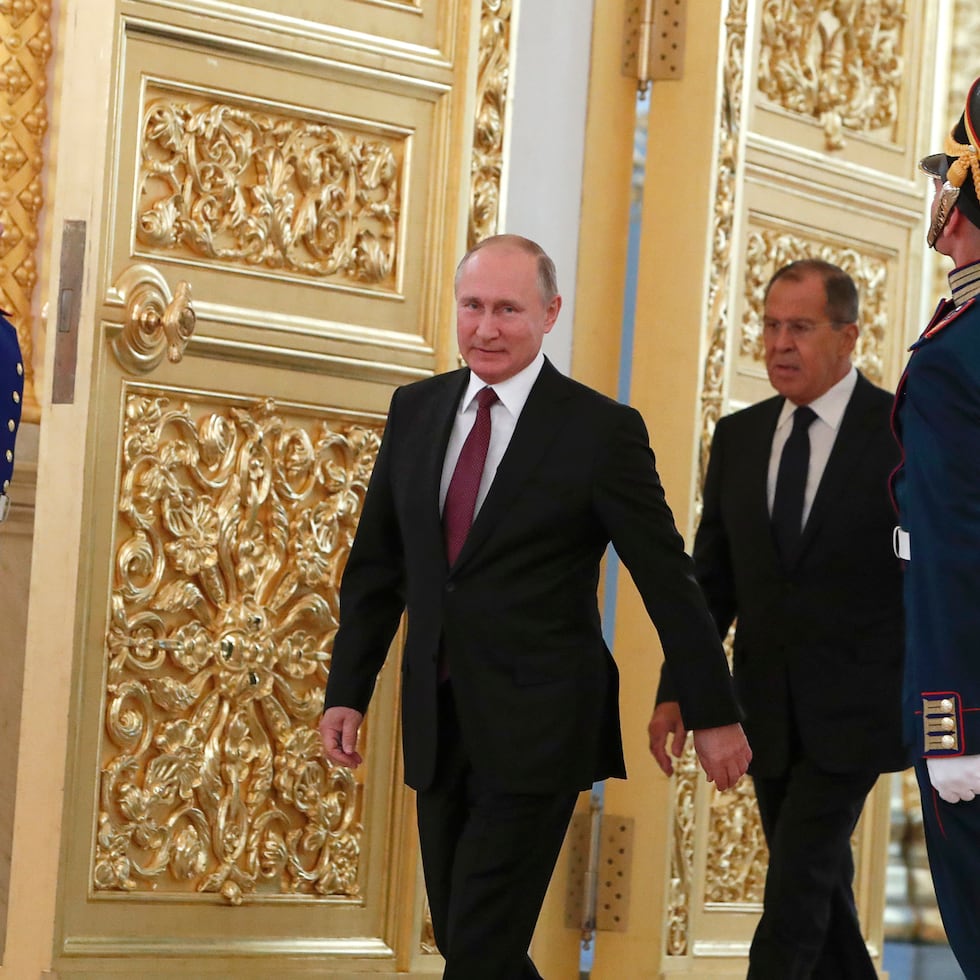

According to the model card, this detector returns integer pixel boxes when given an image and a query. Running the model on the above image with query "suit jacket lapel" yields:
[797,372,876,560]
[749,398,784,571]
[419,369,469,559]
[450,359,571,569]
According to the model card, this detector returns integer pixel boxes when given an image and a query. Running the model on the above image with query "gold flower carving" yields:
[468,0,512,249]
[95,392,383,904]
[758,0,906,150]
[137,92,403,289]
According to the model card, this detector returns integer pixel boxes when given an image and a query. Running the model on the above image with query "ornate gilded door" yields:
[585,1,944,977]
[16,1,473,976]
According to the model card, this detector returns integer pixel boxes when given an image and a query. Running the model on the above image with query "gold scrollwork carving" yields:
[740,230,888,385]
[94,392,383,904]
[672,0,750,956]
[705,771,767,904]
[698,0,748,498]
[665,743,700,955]
[136,90,403,289]
[0,0,53,423]
[757,0,906,150]
[468,0,513,249]
[111,264,196,374]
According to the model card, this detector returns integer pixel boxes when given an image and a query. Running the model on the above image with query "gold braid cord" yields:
[943,133,980,194]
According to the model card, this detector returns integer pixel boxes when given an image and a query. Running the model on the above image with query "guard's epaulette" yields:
[910,297,977,349]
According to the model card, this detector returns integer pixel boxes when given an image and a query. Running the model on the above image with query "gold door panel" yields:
[108,16,461,381]
[43,1,473,976]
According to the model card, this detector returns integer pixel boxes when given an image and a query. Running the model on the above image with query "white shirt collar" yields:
[776,365,857,431]
[463,351,545,418]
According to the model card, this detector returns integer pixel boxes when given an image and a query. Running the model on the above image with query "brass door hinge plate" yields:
[564,812,634,932]
[623,0,688,91]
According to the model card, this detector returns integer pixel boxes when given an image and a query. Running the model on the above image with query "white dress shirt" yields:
[439,352,545,515]
[766,366,857,528]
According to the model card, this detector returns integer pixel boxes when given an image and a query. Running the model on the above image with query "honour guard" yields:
[891,75,980,978]
[0,309,24,524]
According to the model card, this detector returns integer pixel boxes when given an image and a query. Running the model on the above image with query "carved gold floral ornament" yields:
[757,0,905,150]
[468,0,513,249]
[95,393,383,904]
[136,92,404,288]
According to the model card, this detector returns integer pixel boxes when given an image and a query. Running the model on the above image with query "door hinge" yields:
[623,0,688,93]
[564,797,634,945]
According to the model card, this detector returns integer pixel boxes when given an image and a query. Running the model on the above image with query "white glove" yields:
[926,754,980,803]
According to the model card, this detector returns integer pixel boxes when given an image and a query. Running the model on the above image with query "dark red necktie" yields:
[443,386,498,565]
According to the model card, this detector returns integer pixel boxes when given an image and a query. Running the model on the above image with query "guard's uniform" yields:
[0,311,24,523]
[891,261,980,977]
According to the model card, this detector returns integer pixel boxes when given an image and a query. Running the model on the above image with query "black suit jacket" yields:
[325,359,741,793]
[659,372,908,777]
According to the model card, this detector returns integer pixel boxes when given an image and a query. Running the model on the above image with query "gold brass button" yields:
[12,391,19,404]
[941,734,956,749]
[16,363,22,376]
[941,699,954,713]
[942,717,955,731]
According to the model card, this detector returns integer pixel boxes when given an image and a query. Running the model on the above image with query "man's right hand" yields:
[320,706,365,768]
[692,723,751,792]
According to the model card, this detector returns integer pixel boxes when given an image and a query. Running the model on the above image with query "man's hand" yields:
[648,701,688,777]
[926,754,980,803]
[692,723,751,792]
[320,706,365,768]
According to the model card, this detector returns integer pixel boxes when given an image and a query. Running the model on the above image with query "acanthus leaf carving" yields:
[137,91,403,290]
[95,392,383,905]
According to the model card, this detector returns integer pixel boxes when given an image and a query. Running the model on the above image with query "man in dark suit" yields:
[650,260,907,979]
[891,77,980,978]
[320,234,751,979]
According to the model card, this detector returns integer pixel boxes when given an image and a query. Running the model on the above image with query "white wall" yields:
[500,0,595,374]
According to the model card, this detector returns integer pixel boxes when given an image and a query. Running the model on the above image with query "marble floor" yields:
[883,941,964,980]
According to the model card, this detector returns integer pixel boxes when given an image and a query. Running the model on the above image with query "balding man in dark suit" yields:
[320,234,750,980]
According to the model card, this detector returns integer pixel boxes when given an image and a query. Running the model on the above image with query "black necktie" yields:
[772,405,817,564]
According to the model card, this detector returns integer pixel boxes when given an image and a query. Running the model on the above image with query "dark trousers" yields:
[748,756,879,980]
[915,759,980,980]
[415,681,577,980]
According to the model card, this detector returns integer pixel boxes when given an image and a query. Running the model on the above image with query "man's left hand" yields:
[926,754,980,803]
[648,701,687,777]
[692,723,752,792]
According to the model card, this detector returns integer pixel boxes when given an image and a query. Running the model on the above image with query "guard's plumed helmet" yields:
[920,75,980,245]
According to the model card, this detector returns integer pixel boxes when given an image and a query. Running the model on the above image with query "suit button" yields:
[445,582,455,593]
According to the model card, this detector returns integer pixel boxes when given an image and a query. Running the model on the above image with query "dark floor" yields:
[882,940,964,979]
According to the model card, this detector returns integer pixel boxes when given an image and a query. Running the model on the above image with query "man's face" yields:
[763,272,857,405]
[455,245,561,384]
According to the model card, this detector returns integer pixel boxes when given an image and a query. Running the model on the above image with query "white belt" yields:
[0,493,8,523]
[893,526,910,561]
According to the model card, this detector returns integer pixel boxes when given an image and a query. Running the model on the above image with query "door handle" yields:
[110,263,196,373]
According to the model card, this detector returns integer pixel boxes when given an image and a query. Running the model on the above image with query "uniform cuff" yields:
[922,692,963,756]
